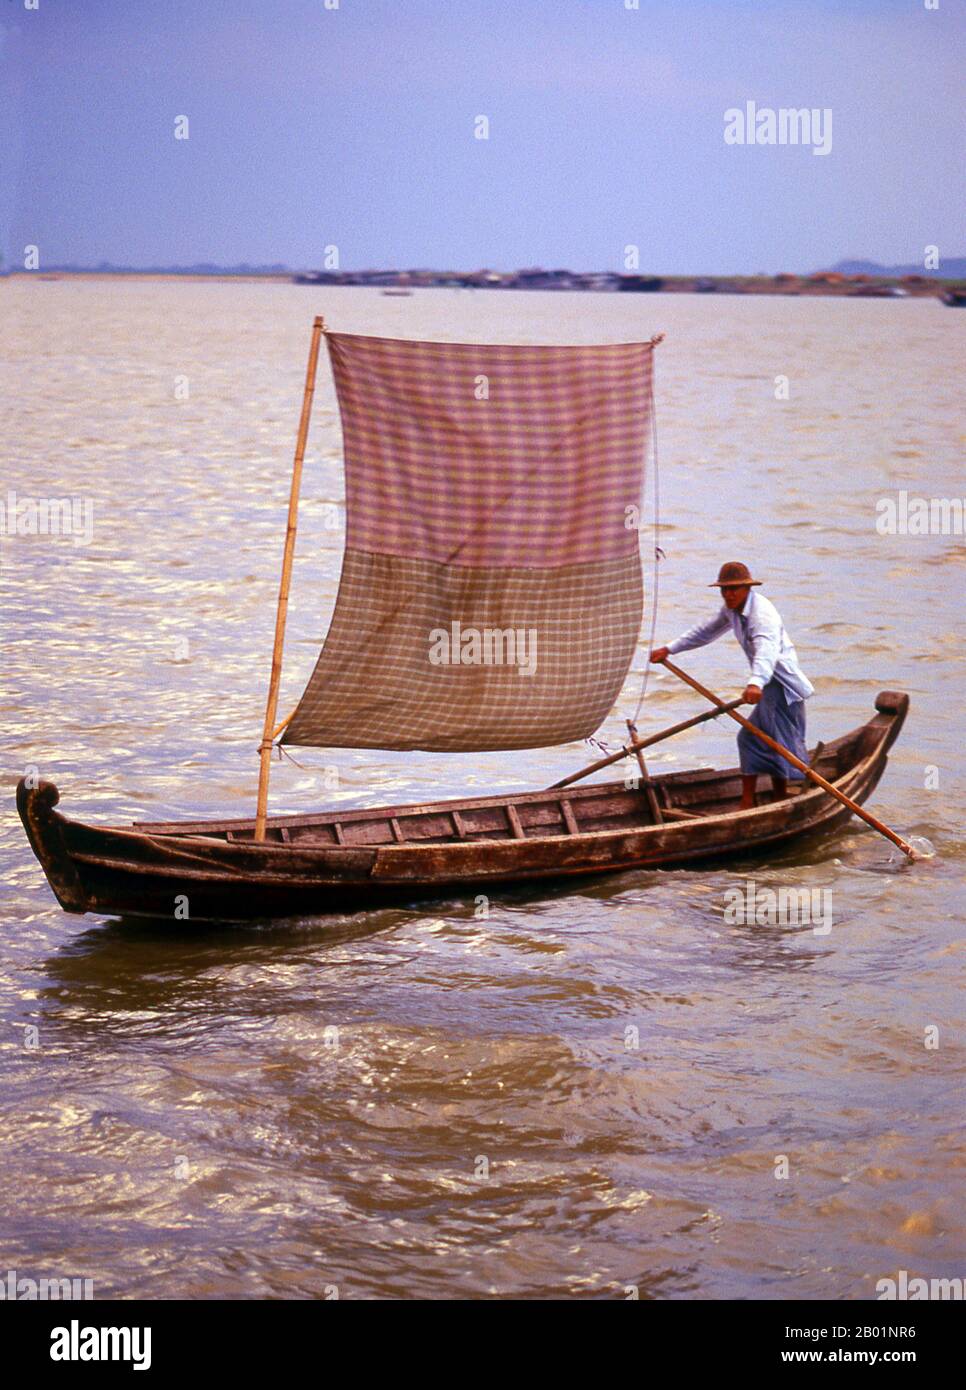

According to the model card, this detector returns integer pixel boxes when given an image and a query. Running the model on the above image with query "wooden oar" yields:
[550,699,744,790]
[658,657,918,860]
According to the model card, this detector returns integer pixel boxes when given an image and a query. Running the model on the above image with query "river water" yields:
[0,281,963,1299]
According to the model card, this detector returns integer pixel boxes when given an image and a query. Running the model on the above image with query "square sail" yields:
[283,331,656,751]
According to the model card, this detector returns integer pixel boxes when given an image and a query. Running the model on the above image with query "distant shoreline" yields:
[4,269,964,298]
[5,271,292,284]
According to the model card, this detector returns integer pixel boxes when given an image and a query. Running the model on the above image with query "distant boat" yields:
[850,285,908,298]
[941,289,966,307]
[380,288,413,297]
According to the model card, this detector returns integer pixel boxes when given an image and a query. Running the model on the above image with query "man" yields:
[650,561,814,810]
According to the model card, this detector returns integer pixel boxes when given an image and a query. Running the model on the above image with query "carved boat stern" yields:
[16,779,90,915]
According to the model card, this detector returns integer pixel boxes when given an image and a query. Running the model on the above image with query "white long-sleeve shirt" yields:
[667,590,814,702]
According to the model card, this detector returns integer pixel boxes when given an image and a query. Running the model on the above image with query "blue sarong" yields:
[737,679,808,781]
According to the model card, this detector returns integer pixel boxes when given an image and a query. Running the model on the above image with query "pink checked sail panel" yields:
[283,331,656,751]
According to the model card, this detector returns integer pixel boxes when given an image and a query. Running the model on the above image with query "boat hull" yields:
[17,692,908,924]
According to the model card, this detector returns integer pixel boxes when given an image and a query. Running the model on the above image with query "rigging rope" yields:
[631,341,664,727]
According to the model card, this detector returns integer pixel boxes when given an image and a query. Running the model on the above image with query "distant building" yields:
[577,273,620,291]
[292,270,344,285]
[461,268,505,287]
[509,268,579,290]
[617,275,664,293]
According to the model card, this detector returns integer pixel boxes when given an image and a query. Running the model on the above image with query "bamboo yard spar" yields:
[281,327,659,752]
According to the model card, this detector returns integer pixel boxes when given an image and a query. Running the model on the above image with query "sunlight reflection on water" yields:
[0,283,963,1298]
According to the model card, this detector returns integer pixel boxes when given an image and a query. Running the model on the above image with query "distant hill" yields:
[828,258,966,278]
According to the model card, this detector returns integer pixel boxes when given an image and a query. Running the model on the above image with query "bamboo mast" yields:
[254,315,325,842]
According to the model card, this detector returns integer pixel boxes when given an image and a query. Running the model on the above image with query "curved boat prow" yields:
[874,690,910,752]
[16,779,89,914]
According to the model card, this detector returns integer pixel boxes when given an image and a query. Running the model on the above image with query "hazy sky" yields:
[1,0,962,273]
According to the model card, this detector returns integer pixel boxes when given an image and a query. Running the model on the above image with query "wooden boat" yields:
[17,692,907,922]
[18,320,914,923]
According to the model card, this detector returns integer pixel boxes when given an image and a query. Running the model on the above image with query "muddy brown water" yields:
[1,282,962,1297]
